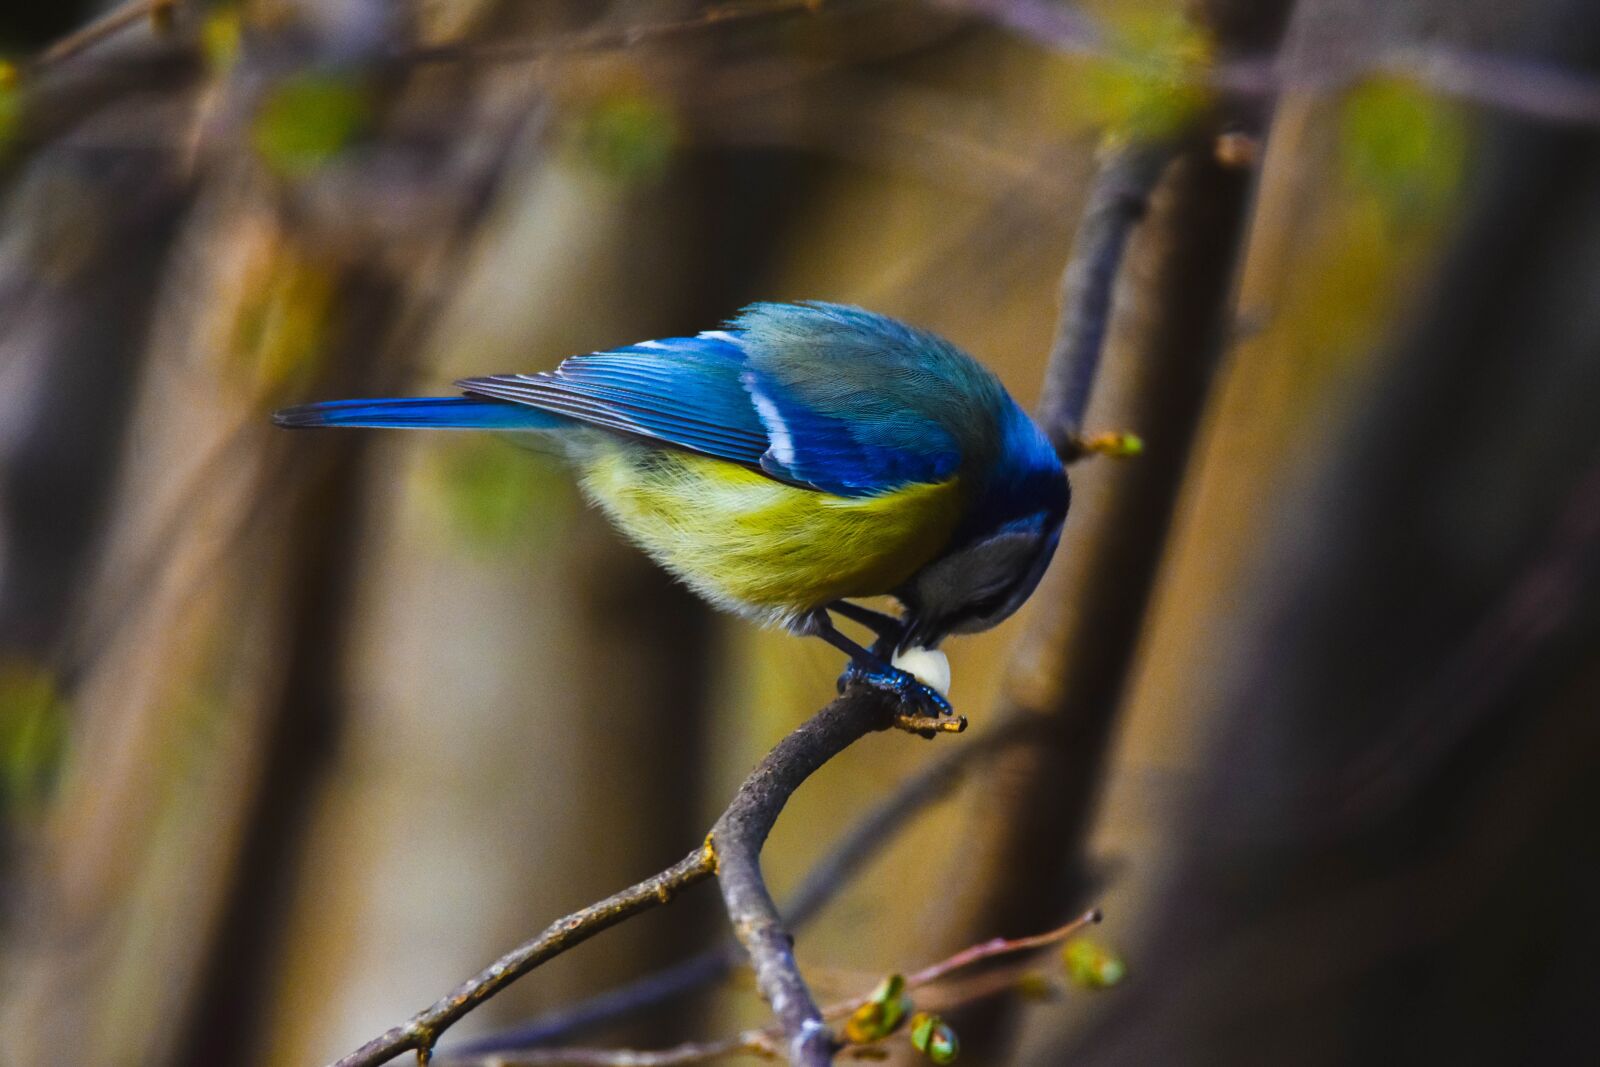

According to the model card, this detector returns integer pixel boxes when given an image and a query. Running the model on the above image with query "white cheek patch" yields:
[890,645,951,697]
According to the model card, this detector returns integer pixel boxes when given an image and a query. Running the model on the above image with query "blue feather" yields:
[734,303,979,493]
[458,332,772,469]
[273,301,1070,657]
[455,311,978,497]
[278,303,1037,502]
[271,396,568,431]
[741,367,958,495]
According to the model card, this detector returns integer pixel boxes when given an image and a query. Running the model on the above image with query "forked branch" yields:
[330,690,912,1067]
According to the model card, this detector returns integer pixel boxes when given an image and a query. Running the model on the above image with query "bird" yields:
[274,301,1068,719]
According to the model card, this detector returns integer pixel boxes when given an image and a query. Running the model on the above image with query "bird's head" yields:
[896,406,1069,650]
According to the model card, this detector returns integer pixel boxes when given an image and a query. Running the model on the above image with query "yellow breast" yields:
[576,443,963,626]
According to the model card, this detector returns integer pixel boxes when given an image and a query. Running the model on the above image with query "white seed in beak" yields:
[890,646,951,698]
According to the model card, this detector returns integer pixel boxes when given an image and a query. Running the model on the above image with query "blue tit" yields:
[274,301,1068,717]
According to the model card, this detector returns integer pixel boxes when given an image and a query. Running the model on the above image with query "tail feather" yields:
[272,396,569,431]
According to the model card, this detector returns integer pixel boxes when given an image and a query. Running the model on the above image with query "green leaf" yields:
[0,659,68,814]
[1339,78,1469,229]
[0,61,21,158]
[567,87,679,183]
[1053,3,1213,143]
[252,71,371,175]
[228,245,334,395]
[201,6,244,74]
[422,435,571,554]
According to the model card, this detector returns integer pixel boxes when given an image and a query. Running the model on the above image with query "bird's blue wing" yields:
[739,367,960,494]
[735,303,972,494]
[458,333,770,468]
[459,309,970,497]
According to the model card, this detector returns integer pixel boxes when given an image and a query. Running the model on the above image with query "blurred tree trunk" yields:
[1025,0,1600,1063]
[947,1,1291,1059]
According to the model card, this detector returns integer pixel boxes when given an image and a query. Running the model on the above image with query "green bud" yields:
[910,1012,958,1063]
[252,71,371,175]
[844,974,911,1044]
[1064,938,1127,989]
[1014,972,1061,1000]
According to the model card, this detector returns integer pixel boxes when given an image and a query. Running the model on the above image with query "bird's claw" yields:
[837,659,957,723]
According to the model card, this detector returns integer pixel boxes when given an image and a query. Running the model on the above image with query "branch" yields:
[483,909,1104,1066]
[476,1037,758,1066]
[709,689,904,1066]
[401,0,834,66]
[330,849,718,1067]
[946,0,1600,130]
[34,0,174,69]
[334,690,922,1067]
[447,713,1039,1057]
[1038,142,1175,459]
[892,908,1101,994]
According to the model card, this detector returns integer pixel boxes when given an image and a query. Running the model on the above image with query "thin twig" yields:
[808,909,1102,1025]
[1038,142,1175,459]
[403,0,835,66]
[328,848,718,1067]
[1375,44,1600,128]
[446,952,737,1060]
[931,0,1108,60]
[947,0,1600,129]
[448,714,1041,1059]
[481,1035,764,1066]
[486,909,1104,1066]
[337,690,917,1067]
[36,0,174,68]
[894,907,1100,993]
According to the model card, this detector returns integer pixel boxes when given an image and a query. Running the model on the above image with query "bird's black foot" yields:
[808,607,962,736]
[836,658,955,719]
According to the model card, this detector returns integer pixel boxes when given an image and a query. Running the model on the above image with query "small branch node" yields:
[1066,430,1145,462]
[1214,130,1262,169]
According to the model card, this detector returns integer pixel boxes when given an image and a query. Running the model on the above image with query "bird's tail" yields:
[272,396,569,432]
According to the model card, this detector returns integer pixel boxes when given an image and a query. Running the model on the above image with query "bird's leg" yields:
[826,600,904,658]
[806,610,955,721]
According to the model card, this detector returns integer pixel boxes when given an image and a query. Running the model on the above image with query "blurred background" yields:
[1,1,1598,1065]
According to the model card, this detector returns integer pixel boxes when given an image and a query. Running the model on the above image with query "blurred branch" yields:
[1039,142,1175,460]
[954,23,1270,1061]
[403,0,839,66]
[449,714,1043,1056]
[25,0,1600,135]
[482,1037,758,1066]
[1372,44,1600,127]
[942,0,1600,128]
[483,909,1103,1066]
[34,0,175,69]
[931,0,1107,59]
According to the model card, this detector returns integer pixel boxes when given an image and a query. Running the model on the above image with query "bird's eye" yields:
[965,584,1018,621]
